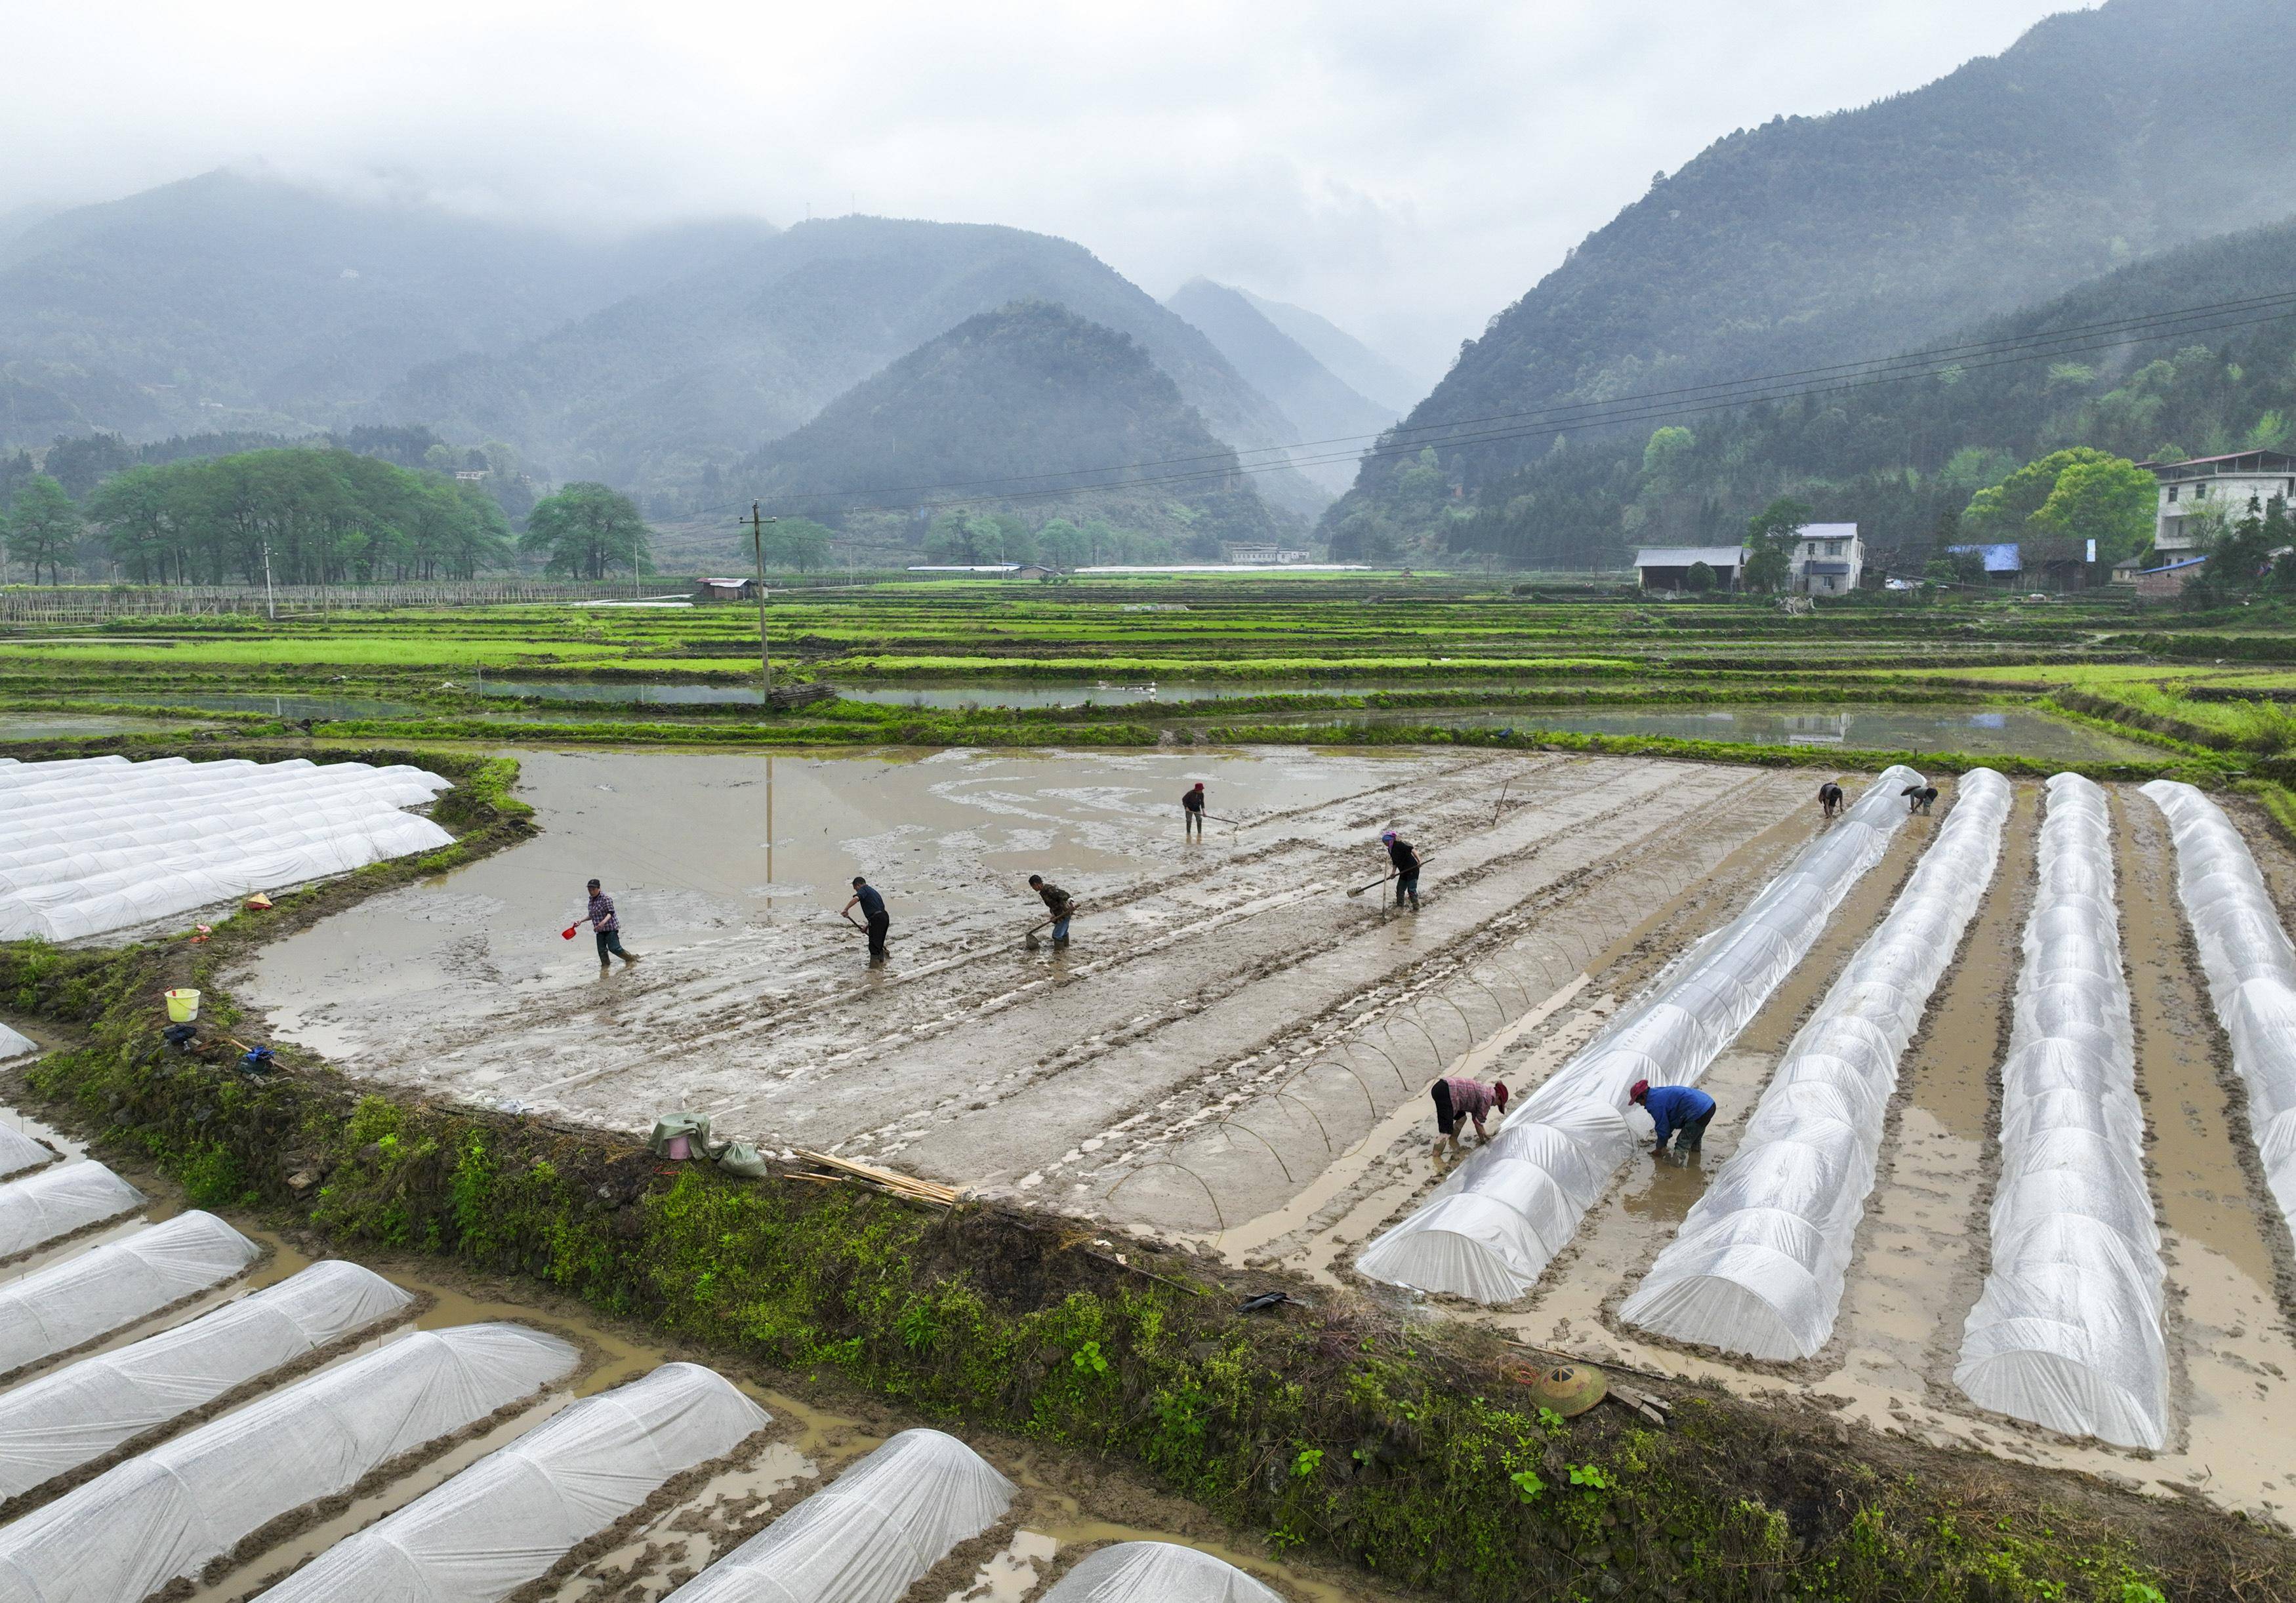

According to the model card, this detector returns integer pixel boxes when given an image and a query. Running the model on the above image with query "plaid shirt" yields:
[586,891,618,933]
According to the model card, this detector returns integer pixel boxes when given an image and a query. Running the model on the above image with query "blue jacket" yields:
[1642,1084,1715,1146]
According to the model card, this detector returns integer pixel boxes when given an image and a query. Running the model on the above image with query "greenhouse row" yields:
[1043,1541,1286,1602]
[665,1428,1017,1602]
[0,1126,49,1184]
[1954,775,2167,1450]
[0,1162,144,1263]
[0,1211,258,1379]
[0,755,453,943]
[1355,765,1923,1303]
[0,1026,33,1064]
[254,1362,768,1602]
[0,1261,412,1501]
[0,1324,577,1603]
[1622,769,2012,1360]
[2143,780,2296,1236]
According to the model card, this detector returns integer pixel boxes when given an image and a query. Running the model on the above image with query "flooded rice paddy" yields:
[1363,703,2155,762]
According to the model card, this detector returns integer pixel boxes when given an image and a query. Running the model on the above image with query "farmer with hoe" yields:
[582,878,640,973]
[842,875,891,964]
[1431,1074,1507,1161]
[1183,781,1208,839]
[1631,1079,1716,1158]
[1382,830,1422,910]
[1817,779,1844,819]
[1028,874,1076,946]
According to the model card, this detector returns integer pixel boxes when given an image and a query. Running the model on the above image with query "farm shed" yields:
[1633,545,1745,590]
[2135,554,2207,599]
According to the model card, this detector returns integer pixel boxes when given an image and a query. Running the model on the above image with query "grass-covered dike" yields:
[1,748,2287,1601]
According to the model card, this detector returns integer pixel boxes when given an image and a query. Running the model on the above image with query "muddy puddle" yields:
[1347,702,2155,761]
[0,1097,1397,1603]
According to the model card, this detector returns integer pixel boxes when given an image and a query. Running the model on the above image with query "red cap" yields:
[1629,1080,1650,1103]
[1493,1082,1509,1108]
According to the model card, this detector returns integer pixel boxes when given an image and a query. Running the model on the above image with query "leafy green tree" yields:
[521,482,650,579]
[1036,519,1088,569]
[83,465,182,582]
[1740,496,1810,592]
[5,475,82,583]
[764,517,834,570]
[1963,448,2121,537]
[2026,454,2156,560]
[1640,427,1696,493]
[1684,559,1716,593]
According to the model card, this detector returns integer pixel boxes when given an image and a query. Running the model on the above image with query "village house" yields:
[1788,523,1863,595]
[2148,450,2296,554]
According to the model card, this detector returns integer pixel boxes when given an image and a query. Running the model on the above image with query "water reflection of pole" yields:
[766,754,775,920]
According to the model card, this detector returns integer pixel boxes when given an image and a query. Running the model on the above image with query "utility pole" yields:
[742,502,777,702]
[262,542,276,622]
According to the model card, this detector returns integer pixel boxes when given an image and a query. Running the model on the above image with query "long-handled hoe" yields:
[1345,854,1433,897]
[1023,903,1085,947]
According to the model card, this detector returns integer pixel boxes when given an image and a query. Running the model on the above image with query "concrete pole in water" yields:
[744,502,777,704]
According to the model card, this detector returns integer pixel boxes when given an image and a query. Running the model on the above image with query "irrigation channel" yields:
[0,1093,1381,1603]
[218,746,2296,1527]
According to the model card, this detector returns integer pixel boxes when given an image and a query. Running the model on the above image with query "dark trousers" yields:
[865,911,890,960]
[1185,809,1203,836]
[1395,869,1420,905]
[1662,1108,1715,1152]
[595,928,627,963]
[1431,1080,1456,1135]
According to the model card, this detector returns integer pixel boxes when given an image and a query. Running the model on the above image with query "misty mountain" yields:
[735,300,1282,548]
[1425,215,2296,573]
[382,215,1328,517]
[0,169,777,447]
[1326,0,2296,543]
[1164,279,1396,494]
[1231,287,1424,417]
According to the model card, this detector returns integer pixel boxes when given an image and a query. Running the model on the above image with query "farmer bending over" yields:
[1029,874,1075,946]
[1630,1078,1715,1156]
[1431,1074,1507,1160]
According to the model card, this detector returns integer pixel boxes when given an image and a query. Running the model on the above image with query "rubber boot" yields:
[620,952,642,966]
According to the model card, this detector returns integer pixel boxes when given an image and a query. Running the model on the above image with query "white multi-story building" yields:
[2150,451,2296,554]
[1790,522,1863,595]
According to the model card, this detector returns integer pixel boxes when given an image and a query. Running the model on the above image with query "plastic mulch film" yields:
[1954,773,2167,1450]
[1357,764,1924,1303]
[665,1429,1016,1603]
[2141,780,2296,1236]
[0,1323,578,1603]
[0,756,453,943]
[0,1162,145,1261]
[0,1261,413,1501]
[1042,1543,1285,1603]
[1621,769,2012,1358]
[0,1023,36,1061]
[0,1211,258,1379]
[0,1126,51,1183]
[253,1362,770,1603]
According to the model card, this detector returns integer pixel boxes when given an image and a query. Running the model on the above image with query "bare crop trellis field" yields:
[0,580,655,622]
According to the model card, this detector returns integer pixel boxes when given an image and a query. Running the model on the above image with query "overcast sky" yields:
[7,0,2083,383]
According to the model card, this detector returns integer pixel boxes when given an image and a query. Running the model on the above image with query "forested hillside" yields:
[1412,218,2296,573]
[1324,0,2296,546]
[0,170,773,448]
[385,216,1324,517]
[1164,280,1395,491]
[736,301,1281,550]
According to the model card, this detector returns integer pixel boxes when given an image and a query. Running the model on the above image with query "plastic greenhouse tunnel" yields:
[1954,773,2167,1450]
[1356,763,1923,1303]
[2141,780,2296,1237]
[0,1324,577,1603]
[0,1023,36,1063]
[1621,769,2011,1359]
[0,1163,145,1261]
[663,1429,1015,1603]
[0,756,453,943]
[0,1125,51,1183]
[0,1261,413,1503]
[253,1362,769,1603]
[0,1211,258,1379]
[1042,1542,1286,1603]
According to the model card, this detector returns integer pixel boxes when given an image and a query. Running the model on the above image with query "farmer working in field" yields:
[1818,780,1845,819]
[1028,873,1076,946]
[1431,1074,1508,1160]
[1382,830,1422,910]
[842,875,890,964]
[1630,1079,1715,1157]
[583,878,640,973]
[1183,781,1207,839]
[1902,782,1938,815]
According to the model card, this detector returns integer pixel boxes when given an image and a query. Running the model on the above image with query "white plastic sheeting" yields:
[1357,764,1923,1303]
[0,1261,413,1501]
[254,1362,769,1603]
[1044,1543,1284,1603]
[0,1023,35,1061]
[0,1211,258,1377]
[0,1126,51,1183]
[0,1163,144,1260]
[1622,770,2013,1358]
[0,1323,577,1603]
[666,1429,1015,1603]
[1954,773,2167,1450]
[0,756,453,943]
[2141,780,2296,1234]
